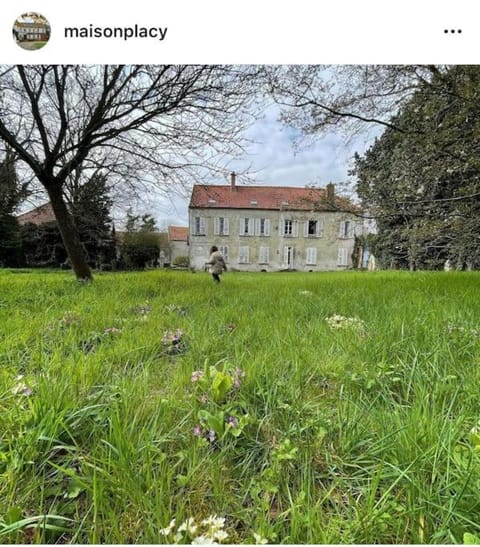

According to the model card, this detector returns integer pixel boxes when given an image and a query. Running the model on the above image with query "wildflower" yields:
[12,378,33,396]
[212,530,228,542]
[104,327,121,335]
[165,304,187,316]
[206,430,216,443]
[193,425,203,437]
[198,394,209,404]
[191,536,218,545]
[162,329,184,346]
[253,533,268,544]
[201,515,226,530]
[226,416,238,429]
[159,518,176,536]
[299,290,313,296]
[178,517,198,535]
[232,367,245,389]
[191,370,205,383]
[325,314,365,332]
[225,323,236,332]
[59,311,81,327]
[131,303,152,317]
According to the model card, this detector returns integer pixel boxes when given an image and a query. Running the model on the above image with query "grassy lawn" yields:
[1,268,480,543]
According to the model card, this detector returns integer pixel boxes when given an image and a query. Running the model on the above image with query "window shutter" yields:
[223,218,229,235]
[337,248,348,266]
[303,221,309,238]
[339,221,345,238]
[239,217,245,235]
[283,246,289,265]
[292,220,298,237]
[306,247,317,265]
[264,219,271,236]
[348,222,355,238]
[214,217,219,236]
[317,221,324,237]
[259,246,269,263]
[220,245,228,262]
[239,246,249,263]
[200,217,206,235]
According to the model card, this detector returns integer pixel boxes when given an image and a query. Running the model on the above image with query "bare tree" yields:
[0,65,263,280]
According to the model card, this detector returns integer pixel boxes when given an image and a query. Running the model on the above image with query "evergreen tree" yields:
[120,209,160,269]
[0,148,29,266]
[69,172,116,268]
[353,66,480,270]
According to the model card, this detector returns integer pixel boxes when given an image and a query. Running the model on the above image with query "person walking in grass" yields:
[207,245,227,283]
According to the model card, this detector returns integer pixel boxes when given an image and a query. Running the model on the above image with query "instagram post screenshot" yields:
[0,0,479,544]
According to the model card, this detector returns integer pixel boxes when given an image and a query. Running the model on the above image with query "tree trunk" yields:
[46,184,93,281]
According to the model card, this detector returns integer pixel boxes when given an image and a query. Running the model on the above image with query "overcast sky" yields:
[142,104,378,230]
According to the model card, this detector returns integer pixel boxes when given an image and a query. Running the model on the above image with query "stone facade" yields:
[188,178,363,272]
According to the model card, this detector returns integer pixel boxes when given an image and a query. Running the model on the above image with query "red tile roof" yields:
[168,226,189,241]
[17,202,56,225]
[189,184,356,212]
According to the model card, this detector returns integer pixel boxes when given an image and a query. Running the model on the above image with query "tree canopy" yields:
[0,65,264,279]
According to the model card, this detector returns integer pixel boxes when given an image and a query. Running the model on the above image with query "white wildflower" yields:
[179,517,198,535]
[201,515,226,530]
[191,536,218,545]
[253,533,268,544]
[325,314,365,332]
[159,518,176,536]
[212,530,228,541]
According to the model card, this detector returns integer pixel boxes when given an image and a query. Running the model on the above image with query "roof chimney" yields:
[326,182,335,202]
[230,171,237,191]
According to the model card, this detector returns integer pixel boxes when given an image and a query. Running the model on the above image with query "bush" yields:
[172,255,189,268]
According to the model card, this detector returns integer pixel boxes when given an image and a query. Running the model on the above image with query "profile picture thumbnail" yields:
[13,12,51,50]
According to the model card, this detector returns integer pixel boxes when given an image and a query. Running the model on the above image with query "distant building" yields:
[17,202,55,225]
[13,21,50,42]
[189,174,364,272]
[167,226,189,265]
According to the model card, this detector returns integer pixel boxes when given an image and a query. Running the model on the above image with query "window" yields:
[337,248,349,266]
[239,217,252,236]
[283,219,298,237]
[256,218,271,236]
[259,246,270,264]
[239,246,250,264]
[219,245,228,262]
[304,219,323,238]
[306,247,317,265]
[214,217,229,236]
[339,220,354,239]
[194,216,206,235]
[284,219,293,236]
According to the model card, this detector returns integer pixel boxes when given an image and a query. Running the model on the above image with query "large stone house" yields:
[188,174,363,271]
[13,21,50,42]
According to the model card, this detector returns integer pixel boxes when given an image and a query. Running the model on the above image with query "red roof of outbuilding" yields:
[168,226,189,241]
[17,202,56,225]
[189,185,355,212]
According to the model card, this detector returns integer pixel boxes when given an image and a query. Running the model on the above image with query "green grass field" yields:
[1,269,480,544]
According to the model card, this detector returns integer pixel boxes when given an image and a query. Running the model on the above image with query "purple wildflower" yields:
[193,425,203,437]
[191,370,205,383]
[207,430,216,443]
[232,367,245,389]
[227,416,238,429]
